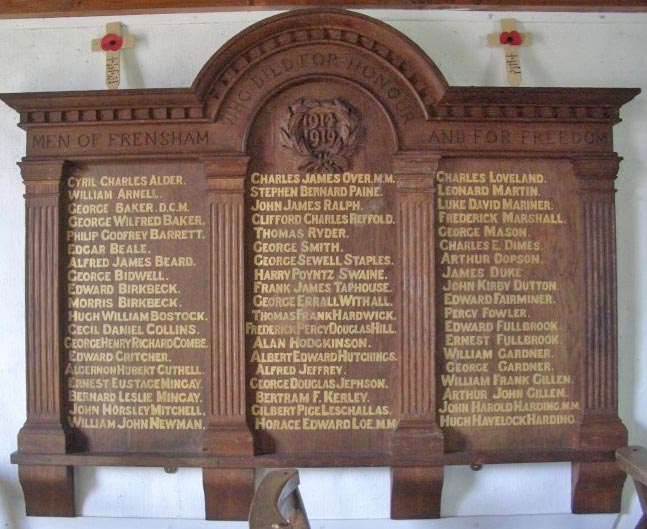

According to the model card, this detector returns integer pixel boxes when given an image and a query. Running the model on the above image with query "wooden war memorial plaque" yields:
[1,8,640,520]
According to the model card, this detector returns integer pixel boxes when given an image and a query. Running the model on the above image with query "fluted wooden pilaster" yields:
[572,156,626,443]
[17,160,74,517]
[390,152,444,520]
[202,155,254,522]
[210,188,246,419]
[392,152,443,455]
[571,155,627,514]
[203,154,254,455]
[17,160,70,454]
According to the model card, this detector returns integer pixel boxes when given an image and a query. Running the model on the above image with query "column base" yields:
[392,420,444,457]
[18,421,71,454]
[575,414,627,451]
[203,421,255,456]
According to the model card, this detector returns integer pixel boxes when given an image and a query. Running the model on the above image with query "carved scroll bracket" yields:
[571,154,627,514]
[390,151,444,520]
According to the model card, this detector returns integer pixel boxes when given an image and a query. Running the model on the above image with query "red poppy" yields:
[499,31,523,46]
[101,33,123,52]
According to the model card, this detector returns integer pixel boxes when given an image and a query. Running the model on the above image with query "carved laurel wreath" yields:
[280,98,361,172]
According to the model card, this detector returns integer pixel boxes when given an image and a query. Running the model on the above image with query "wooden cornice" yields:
[1,87,639,127]
[0,88,204,127]
[1,0,647,17]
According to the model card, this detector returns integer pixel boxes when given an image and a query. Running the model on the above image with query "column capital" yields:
[394,151,440,193]
[393,151,441,174]
[571,155,621,181]
[203,154,249,193]
[18,159,66,180]
[203,154,250,179]
[19,159,66,196]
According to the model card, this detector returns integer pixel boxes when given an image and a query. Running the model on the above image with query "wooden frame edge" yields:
[1,1,647,19]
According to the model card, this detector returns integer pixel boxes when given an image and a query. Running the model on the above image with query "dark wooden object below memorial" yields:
[617,447,647,529]
[0,7,639,521]
[249,469,310,529]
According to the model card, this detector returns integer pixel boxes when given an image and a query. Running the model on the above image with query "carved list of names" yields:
[246,171,399,432]
[436,163,581,446]
[64,168,208,436]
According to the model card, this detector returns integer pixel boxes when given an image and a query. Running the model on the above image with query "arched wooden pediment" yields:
[192,9,448,148]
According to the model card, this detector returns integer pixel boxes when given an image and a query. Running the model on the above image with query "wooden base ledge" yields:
[11,448,618,469]
[14,456,628,520]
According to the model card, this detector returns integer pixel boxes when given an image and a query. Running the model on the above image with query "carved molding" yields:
[11,100,627,127]
[206,29,437,119]
[20,160,66,195]
[20,105,205,125]
[434,103,621,122]
[439,86,636,123]
[280,98,361,172]
[573,156,622,175]
[2,1,647,19]
[203,154,250,179]
[2,88,637,128]
[0,11,638,131]
[193,10,449,120]
[1,90,203,127]
[394,151,440,189]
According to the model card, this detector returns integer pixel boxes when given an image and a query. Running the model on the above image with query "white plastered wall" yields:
[0,9,645,529]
